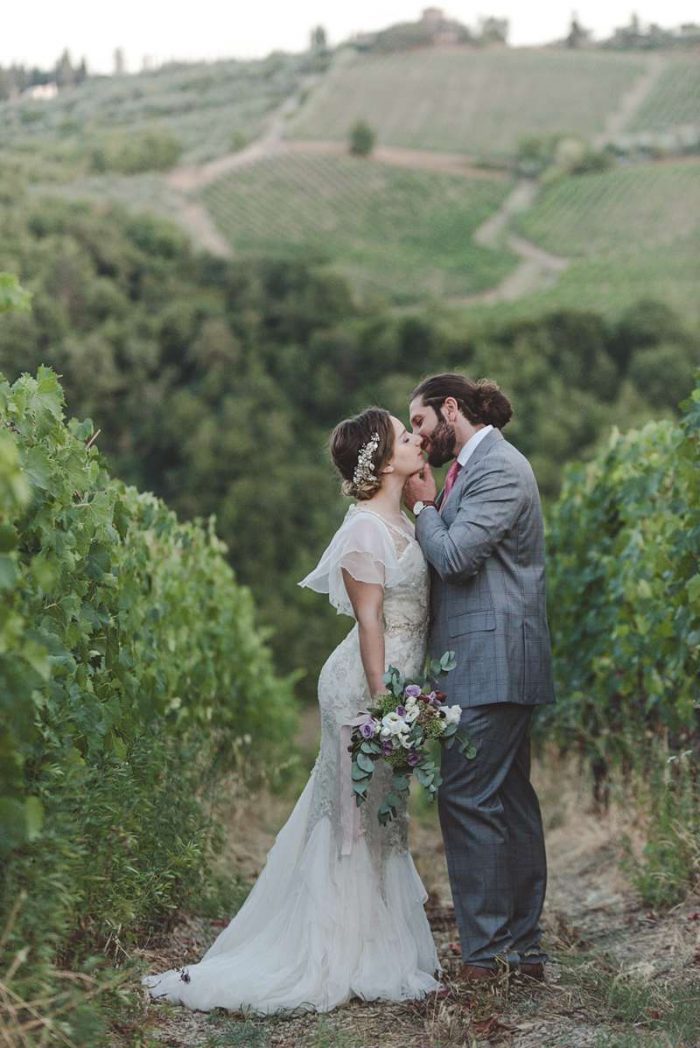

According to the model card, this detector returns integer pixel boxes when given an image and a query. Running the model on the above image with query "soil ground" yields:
[127,711,699,1048]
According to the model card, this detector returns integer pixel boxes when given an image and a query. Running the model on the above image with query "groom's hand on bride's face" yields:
[403,464,438,511]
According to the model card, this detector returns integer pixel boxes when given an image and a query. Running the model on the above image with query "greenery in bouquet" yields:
[349,651,476,825]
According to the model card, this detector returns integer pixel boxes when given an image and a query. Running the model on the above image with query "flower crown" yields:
[353,431,380,486]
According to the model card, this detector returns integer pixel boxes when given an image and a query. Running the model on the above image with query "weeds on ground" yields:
[558,952,700,1047]
[621,751,700,910]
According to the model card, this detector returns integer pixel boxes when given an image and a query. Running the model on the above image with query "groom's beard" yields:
[425,417,456,467]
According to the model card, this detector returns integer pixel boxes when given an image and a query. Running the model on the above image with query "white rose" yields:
[404,706,419,724]
[382,711,407,737]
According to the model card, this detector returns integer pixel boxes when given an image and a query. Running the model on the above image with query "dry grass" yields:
[122,720,699,1047]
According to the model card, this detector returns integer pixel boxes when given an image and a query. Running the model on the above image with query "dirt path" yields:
[161,55,567,297]
[595,53,666,144]
[164,134,509,258]
[284,140,509,181]
[163,74,324,256]
[448,180,569,306]
[162,54,664,296]
[167,145,567,302]
[176,199,233,258]
[127,713,699,1047]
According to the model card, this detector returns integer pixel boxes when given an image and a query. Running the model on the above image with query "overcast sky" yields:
[2,2,697,72]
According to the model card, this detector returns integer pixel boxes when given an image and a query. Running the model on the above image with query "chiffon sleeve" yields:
[298,510,402,617]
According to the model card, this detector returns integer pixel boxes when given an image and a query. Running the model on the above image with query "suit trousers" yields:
[437,702,548,968]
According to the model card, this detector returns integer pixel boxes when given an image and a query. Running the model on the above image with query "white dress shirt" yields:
[456,425,494,469]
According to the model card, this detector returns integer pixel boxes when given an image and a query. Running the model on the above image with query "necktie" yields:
[441,459,462,507]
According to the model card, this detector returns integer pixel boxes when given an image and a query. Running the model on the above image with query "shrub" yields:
[543,377,699,899]
[0,364,296,1036]
[349,119,376,157]
[90,128,182,174]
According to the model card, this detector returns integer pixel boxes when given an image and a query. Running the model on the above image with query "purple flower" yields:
[404,684,421,698]
[407,750,421,767]
[396,705,407,718]
[427,691,440,706]
[359,718,377,739]
[382,740,394,755]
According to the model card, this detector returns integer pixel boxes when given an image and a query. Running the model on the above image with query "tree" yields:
[478,17,509,45]
[310,25,327,51]
[0,68,11,102]
[54,49,74,87]
[349,119,376,157]
[566,12,591,48]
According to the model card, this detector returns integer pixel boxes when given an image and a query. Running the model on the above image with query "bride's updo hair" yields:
[330,407,395,500]
[411,373,513,429]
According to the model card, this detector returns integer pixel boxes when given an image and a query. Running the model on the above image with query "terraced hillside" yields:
[450,158,700,325]
[202,152,518,302]
[287,47,649,159]
[627,55,700,132]
[11,40,699,323]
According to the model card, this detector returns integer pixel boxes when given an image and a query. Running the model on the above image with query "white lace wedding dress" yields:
[142,504,441,1014]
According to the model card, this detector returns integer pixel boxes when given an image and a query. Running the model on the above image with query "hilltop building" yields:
[22,82,58,101]
[348,7,471,53]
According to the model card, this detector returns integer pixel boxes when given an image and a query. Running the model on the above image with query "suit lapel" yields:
[442,429,504,512]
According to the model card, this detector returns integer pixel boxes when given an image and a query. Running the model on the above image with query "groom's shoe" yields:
[516,962,546,981]
[460,964,499,983]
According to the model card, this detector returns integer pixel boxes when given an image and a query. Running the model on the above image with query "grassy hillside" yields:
[518,161,699,254]
[0,53,312,171]
[506,160,700,322]
[628,56,700,132]
[202,153,517,302]
[5,43,699,324]
[287,47,647,158]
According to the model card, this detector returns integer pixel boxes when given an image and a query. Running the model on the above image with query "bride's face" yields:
[383,416,425,481]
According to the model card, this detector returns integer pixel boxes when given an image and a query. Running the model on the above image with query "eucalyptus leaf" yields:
[440,650,457,671]
[356,752,375,774]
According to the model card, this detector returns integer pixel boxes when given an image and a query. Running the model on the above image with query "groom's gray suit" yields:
[415,427,554,969]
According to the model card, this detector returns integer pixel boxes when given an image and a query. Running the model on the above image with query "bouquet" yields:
[349,651,476,825]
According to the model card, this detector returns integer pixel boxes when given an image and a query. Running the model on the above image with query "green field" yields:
[518,160,700,254]
[0,54,309,168]
[462,160,700,325]
[202,153,517,302]
[629,56,700,132]
[287,47,647,159]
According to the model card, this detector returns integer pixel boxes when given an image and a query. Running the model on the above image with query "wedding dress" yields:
[141,504,441,1014]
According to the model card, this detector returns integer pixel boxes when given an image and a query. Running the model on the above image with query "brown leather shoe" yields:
[461,963,499,982]
[517,962,545,981]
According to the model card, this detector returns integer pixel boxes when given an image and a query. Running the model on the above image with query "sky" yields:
[2,2,697,72]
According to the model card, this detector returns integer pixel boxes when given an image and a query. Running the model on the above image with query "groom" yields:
[403,373,555,983]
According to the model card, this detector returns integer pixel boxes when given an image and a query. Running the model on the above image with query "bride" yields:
[141,407,442,1013]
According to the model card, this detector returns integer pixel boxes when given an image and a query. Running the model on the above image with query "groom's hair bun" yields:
[411,373,512,429]
[474,379,513,428]
[330,407,395,500]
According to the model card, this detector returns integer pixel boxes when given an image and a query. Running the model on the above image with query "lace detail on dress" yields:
[307,511,430,865]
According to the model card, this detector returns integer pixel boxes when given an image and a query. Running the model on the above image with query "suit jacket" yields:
[415,428,555,707]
